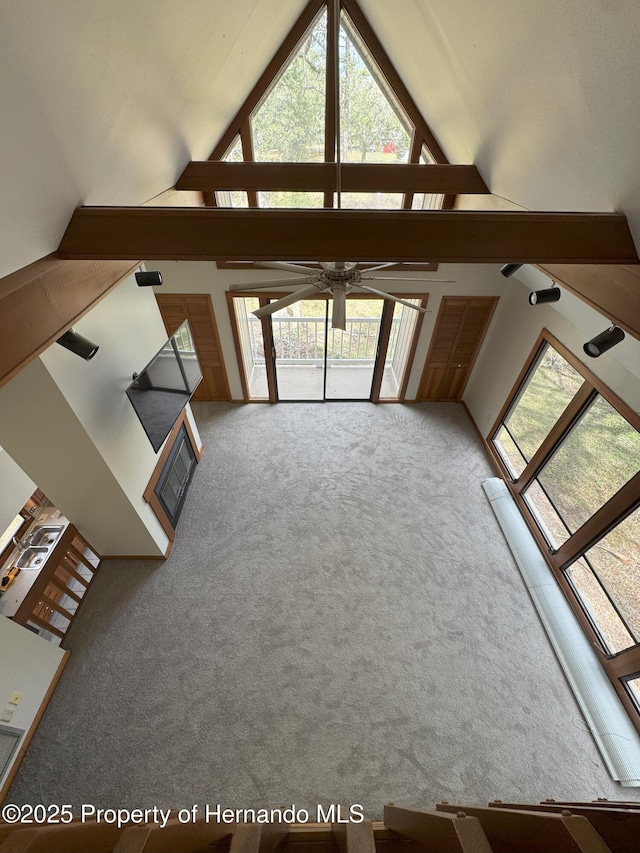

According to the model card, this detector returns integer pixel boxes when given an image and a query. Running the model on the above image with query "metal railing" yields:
[248,316,399,365]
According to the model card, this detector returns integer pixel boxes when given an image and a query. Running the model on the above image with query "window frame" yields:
[488,328,640,732]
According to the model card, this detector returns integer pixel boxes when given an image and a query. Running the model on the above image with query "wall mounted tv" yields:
[126,320,203,452]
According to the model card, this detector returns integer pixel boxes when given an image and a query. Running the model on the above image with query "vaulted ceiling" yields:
[2,0,640,279]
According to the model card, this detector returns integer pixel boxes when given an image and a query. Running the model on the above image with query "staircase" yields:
[1,799,638,852]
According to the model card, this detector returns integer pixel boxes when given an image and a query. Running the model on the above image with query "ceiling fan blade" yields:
[255,261,319,275]
[363,276,455,283]
[252,283,326,319]
[358,262,396,273]
[331,286,347,331]
[353,284,428,313]
[229,277,312,291]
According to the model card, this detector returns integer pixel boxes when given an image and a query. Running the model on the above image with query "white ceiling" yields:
[2,0,640,279]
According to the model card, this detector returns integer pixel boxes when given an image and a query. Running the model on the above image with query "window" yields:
[210,0,448,221]
[490,330,640,731]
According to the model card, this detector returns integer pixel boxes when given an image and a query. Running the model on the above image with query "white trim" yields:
[483,477,640,787]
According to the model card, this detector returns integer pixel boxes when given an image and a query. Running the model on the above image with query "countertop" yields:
[0,508,69,619]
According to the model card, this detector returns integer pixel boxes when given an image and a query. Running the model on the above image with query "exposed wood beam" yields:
[175,162,489,194]
[58,207,638,264]
[0,255,140,389]
[536,262,640,343]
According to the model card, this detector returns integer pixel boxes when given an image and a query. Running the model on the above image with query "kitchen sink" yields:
[29,525,64,547]
[16,547,49,569]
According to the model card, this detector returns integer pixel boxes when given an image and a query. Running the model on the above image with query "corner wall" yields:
[0,616,66,793]
[0,449,35,534]
[0,272,195,557]
[464,271,640,437]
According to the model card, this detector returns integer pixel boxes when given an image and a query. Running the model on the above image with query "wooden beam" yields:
[536,263,640,343]
[0,254,140,390]
[176,162,489,194]
[58,207,638,264]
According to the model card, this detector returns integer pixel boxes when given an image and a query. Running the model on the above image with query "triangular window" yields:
[252,9,327,164]
[209,0,449,216]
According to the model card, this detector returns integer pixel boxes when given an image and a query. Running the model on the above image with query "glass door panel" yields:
[380,299,421,399]
[233,297,269,400]
[325,299,381,400]
[272,300,326,401]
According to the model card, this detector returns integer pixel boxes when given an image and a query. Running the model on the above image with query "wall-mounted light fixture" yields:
[500,264,523,278]
[135,271,163,287]
[529,283,561,305]
[583,325,625,358]
[56,329,99,360]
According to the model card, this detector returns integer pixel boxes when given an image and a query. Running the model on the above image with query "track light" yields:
[583,326,625,358]
[135,270,163,287]
[501,264,523,278]
[529,283,561,305]
[56,329,99,360]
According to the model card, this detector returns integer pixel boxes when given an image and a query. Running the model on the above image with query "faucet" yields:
[12,536,27,552]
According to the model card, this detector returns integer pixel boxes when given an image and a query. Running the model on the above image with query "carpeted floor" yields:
[9,402,640,814]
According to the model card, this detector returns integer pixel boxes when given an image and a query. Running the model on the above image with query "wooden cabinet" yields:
[155,294,230,401]
[417,296,498,401]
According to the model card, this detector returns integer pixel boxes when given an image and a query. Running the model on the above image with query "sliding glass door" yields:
[231,293,426,403]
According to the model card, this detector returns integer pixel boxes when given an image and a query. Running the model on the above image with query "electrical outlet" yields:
[9,692,22,705]
[0,707,14,723]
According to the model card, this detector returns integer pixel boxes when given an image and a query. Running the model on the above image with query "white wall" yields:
[0,449,35,535]
[464,272,640,437]
[0,272,207,556]
[150,260,509,400]
[0,616,66,790]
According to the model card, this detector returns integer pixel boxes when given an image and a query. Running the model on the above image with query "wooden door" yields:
[417,296,497,401]
[155,294,230,401]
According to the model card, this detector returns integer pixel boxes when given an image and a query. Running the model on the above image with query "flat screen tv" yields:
[126,320,203,452]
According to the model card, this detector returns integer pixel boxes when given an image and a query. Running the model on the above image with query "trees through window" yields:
[491,331,640,729]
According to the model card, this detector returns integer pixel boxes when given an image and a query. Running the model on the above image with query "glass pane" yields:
[259,191,324,208]
[537,395,640,535]
[339,12,411,167]
[523,479,571,549]
[326,299,382,399]
[581,507,640,640]
[625,677,640,712]
[273,299,326,401]
[494,425,527,478]
[234,298,269,400]
[161,483,179,517]
[566,557,635,654]
[339,192,404,209]
[215,136,248,208]
[412,146,444,210]
[381,299,421,399]
[505,345,584,461]
[225,136,243,162]
[252,10,326,162]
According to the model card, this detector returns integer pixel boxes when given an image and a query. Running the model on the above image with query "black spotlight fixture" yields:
[529,283,561,305]
[135,270,163,287]
[56,329,99,361]
[500,263,523,278]
[583,325,625,358]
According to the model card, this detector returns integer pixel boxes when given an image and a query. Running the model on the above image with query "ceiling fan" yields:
[229,261,455,330]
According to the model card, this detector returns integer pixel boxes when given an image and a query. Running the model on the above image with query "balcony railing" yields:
[248,316,399,365]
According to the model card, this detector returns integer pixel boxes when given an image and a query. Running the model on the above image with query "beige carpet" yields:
[10,402,640,814]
